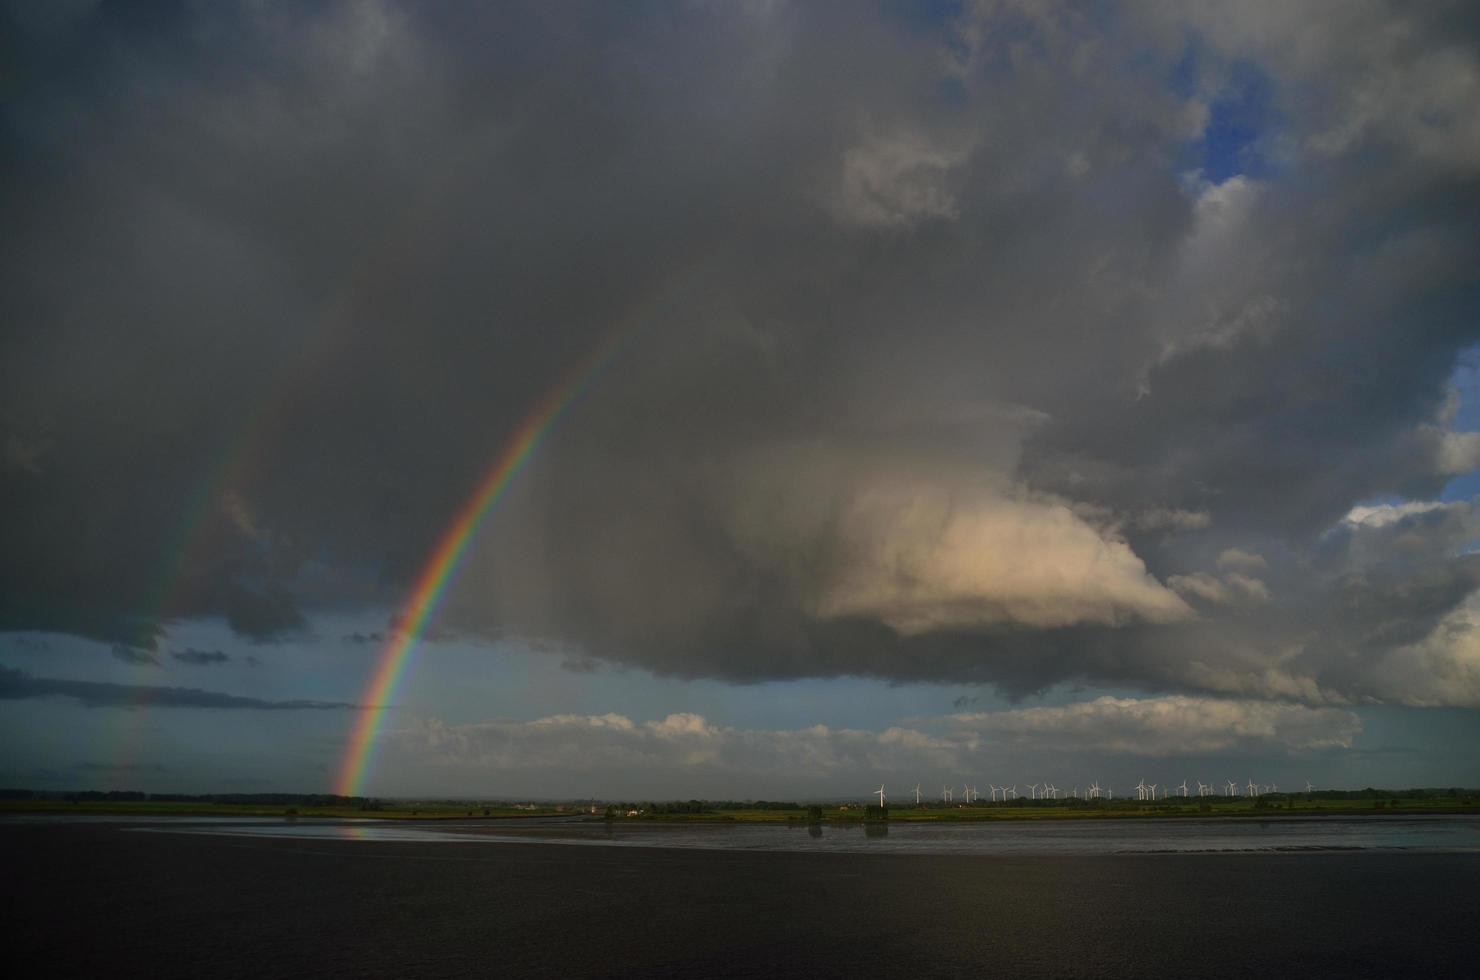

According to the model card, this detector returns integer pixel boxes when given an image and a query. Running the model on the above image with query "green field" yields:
[0,799,571,820]
[611,796,1480,824]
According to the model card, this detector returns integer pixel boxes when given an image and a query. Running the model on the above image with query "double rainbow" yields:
[333,335,625,798]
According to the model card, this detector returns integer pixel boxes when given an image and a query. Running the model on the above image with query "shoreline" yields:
[4,799,1476,823]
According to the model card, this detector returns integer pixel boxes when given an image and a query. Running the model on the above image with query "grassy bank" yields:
[5,796,1475,823]
[611,797,1480,825]
[0,799,571,820]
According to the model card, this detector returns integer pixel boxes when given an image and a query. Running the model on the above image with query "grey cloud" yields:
[170,648,230,666]
[110,645,159,667]
[1,1,1477,711]
[76,761,167,773]
[0,665,355,710]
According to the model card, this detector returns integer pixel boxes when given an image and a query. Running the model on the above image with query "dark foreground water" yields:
[5,817,1479,978]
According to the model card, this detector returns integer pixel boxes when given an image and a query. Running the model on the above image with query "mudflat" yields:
[5,821,1478,978]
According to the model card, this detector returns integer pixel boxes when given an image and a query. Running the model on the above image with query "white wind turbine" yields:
[1178,780,1189,798]
[1148,783,1158,801]
[1008,784,1017,800]
[1135,780,1147,801]
[913,783,922,805]
[1028,782,1041,800]
[1246,779,1258,797]
[942,785,953,803]
[1196,780,1210,797]
[876,785,886,807]
[1305,780,1315,794]
[1225,779,1238,797]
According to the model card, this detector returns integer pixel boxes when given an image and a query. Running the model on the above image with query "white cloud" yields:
[1225,572,1271,603]
[1168,570,1269,606]
[832,130,968,228]
[395,712,966,778]
[388,695,1357,789]
[946,695,1360,756]
[1216,548,1268,572]
[814,480,1192,632]
[1366,593,1480,707]
[1341,500,1452,529]
[1437,430,1480,475]
[1168,572,1230,604]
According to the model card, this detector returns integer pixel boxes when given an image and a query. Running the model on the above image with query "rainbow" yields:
[333,335,625,798]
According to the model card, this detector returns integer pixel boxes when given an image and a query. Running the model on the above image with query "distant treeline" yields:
[608,800,802,814]
[3,788,1476,806]
[0,789,367,806]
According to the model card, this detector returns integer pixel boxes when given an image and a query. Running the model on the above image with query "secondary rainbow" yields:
[334,336,624,798]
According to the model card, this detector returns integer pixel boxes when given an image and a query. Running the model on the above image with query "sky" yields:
[3,0,1480,800]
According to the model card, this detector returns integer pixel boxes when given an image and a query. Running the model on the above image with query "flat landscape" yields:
[5,794,1475,822]
[5,817,1478,979]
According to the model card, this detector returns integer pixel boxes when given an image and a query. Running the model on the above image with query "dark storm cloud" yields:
[2,2,1479,705]
[76,761,167,774]
[170,648,229,666]
[0,665,354,710]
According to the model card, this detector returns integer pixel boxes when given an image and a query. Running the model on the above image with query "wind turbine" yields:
[914,783,922,805]
[1246,779,1258,797]
[942,785,953,803]
[1008,784,1017,800]
[1178,780,1189,798]
[1305,779,1315,794]
[1028,782,1041,800]
[1135,780,1147,801]
[1148,783,1158,801]
[1225,779,1238,797]
[875,785,886,807]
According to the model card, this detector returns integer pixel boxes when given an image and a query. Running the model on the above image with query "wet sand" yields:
[5,821,1478,978]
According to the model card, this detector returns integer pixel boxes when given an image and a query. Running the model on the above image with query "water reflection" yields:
[118,813,1480,856]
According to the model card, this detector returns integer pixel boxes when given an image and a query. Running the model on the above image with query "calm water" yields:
[8,817,1479,977]
[107,812,1480,854]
